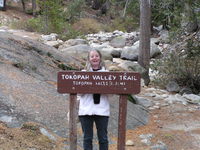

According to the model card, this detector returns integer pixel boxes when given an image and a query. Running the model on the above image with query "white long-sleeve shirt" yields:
[78,93,110,116]
[78,67,110,116]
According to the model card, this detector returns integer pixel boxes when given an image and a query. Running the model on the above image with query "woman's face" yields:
[89,50,101,69]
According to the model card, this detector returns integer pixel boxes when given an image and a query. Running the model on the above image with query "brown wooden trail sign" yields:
[57,71,141,150]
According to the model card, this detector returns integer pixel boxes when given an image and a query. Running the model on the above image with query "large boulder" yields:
[121,45,139,61]
[0,32,72,137]
[109,36,126,48]
[117,60,146,74]
[0,32,80,79]
[61,44,113,61]
[121,40,161,61]
[61,44,92,60]
[58,39,88,49]
[109,95,149,134]
[0,32,148,141]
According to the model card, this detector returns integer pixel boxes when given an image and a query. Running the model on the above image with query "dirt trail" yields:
[120,88,200,150]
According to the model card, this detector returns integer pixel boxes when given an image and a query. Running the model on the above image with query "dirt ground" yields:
[109,87,200,150]
[123,104,200,150]
[0,87,200,150]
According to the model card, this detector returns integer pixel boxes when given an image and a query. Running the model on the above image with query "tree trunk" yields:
[123,0,129,18]
[32,0,37,16]
[44,2,48,34]
[138,0,151,86]
[21,0,26,12]
[92,0,102,10]
[101,0,110,14]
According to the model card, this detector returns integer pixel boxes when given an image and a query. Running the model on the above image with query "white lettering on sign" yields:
[92,75,116,81]
[95,81,109,86]
[119,75,138,81]
[73,81,92,85]
[62,74,89,80]
[95,81,126,86]
[61,73,138,82]
[114,81,126,86]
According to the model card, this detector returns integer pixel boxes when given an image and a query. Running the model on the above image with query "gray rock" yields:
[61,44,92,60]
[109,95,149,134]
[117,61,148,83]
[65,39,87,46]
[134,96,154,108]
[0,64,69,136]
[44,40,63,48]
[179,87,193,95]
[40,128,57,141]
[111,50,121,58]
[0,33,76,137]
[61,44,91,53]
[118,60,145,72]
[141,138,151,146]
[100,51,113,61]
[113,30,124,35]
[107,65,124,71]
[164,94,187,105]
[139,133,154,139]
[166,81,180,93]
[0,33,77,80]
[158,30,169,43]
[126,140,135,146]
[120,41,161,61]
[183,94,200,104]
[150,40,161,58]
[121,44,139,61]
[153,25,163,32]
[109,36,126,48]
[41,33,58,41]
[140,133,154,146]
[151,141,168,150]
[90,42,109,50]
[58,39,88,50]
[0,115,13,123]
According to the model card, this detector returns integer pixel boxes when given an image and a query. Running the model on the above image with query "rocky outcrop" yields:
[0,32,149,141]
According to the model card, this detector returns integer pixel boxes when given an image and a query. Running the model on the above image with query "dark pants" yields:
[79,115,109,150]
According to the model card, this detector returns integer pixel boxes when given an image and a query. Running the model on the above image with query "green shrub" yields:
[58,23,83,41]
[11,17,45,33]
[151,0,183,29]
[58,63,78,71]
[24,17,43,32]
[12,0,85,40]
[126,0,140,17]
[64,0,86,23]
[37,0,66,34]
[128,94,137,104]
[151,51,200,93]
[110,16,139,32]
[186,39,200,57]
[72,18,103,34]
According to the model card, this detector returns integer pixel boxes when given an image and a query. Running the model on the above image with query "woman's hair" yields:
[84,50,106,71]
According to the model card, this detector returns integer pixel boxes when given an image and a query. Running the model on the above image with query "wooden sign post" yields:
[57,71,141,150]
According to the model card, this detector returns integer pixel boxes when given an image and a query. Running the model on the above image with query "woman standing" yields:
[79,50,110,150]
